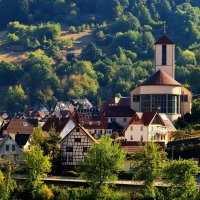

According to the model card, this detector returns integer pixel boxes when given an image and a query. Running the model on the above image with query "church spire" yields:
[154,28,175,79]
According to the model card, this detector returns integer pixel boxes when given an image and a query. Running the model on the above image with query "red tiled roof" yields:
[6,118,35,134]
[141,70,181,86]
[121,141,166,153]
[155,34,174,45]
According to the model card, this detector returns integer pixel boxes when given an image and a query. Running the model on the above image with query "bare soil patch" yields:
[0,29,94,64]
[61,29,94,56]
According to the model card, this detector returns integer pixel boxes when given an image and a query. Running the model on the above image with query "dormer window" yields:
[23,122,28,127]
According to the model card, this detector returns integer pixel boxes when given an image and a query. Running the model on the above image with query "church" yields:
[130,34,192,123]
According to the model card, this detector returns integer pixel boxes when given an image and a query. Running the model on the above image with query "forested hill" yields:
[0,0,200,112]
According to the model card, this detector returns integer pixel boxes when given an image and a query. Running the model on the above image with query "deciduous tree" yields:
[79,136,125,190]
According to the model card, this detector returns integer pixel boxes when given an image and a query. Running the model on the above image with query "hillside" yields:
[0,0,199,116]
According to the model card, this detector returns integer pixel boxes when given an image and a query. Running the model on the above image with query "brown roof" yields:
[141,112,157,126]
[114,97,130,106]
[42,117,71,133]
[104,106,135,117]
[141,70,181,86]
[6,118,35,134]
[155,34,174,45]
[121,141,166,153]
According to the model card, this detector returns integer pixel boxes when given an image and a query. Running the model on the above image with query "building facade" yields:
[60,125,96,169]
[123,112,176,144]
[130,34,192,123]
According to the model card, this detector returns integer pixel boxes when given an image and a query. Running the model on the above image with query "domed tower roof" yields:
[141,70,181,86]
[155,34,175,45]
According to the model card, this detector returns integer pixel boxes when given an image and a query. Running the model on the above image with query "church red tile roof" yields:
[141,70,181,86]
[155,34,174,45]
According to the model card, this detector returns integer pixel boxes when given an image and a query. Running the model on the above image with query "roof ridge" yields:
[141,69,181,86]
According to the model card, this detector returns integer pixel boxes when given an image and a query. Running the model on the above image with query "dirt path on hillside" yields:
[0,29,94,64]
[0,31,27,64]
[61,29,94,56]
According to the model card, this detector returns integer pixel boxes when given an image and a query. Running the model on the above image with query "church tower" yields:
[155,34,175,78]
[130,32,192,123]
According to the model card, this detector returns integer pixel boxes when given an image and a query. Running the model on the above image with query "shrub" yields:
[35,184,53,200]
[6,33,19,45]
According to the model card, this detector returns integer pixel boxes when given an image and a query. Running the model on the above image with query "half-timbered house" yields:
[60,124,96,170]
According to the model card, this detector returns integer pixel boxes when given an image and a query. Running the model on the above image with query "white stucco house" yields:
[123,112,176,144]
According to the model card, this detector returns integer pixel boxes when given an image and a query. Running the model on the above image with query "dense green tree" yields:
[65,74,99,98]
[163,159,199,200]
[81,42,104,63]
[0,161,17,200]
[131,142,166,199]
[5,85,28,112]
[188,67,200,93]
[177,50,197,66]
[23,145,51,198]
[0,61,23,86]
[79,136,125,190]
[0,0,30,28]
[43,127,61,175]
[30,125,45,147]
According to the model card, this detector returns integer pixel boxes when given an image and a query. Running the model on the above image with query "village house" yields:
[123,112,176,145]
[42,114,76,139]
[102,97,135,128]
[27,105,50,118]
[0,133,31,164]
[76,108,112,138]
[52,101,75,118]
[1,118,36,138]
[71,98,93,109]
[60,124,96,170]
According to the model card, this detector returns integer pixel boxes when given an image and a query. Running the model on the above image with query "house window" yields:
[68,156,73,162]
[76,128,80,132]
[89,121,92,125]
[162,45,167,65]
[110,118,116,122]
[123,118,127,123]
[6,145,9,151]
[140,135,143,142]
[66,146,73,152]
[130,126,133,131]
[83,147,88,153]
[97,121,101,125]
[12,145,15,151]
[133,95,140,102]
[74,138,81,143]
[130,135,133,140]
[141,126,143,131]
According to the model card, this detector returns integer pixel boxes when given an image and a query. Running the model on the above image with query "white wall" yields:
[124,125,148,141]
[60,119,76,139]
[0,137,22,157]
